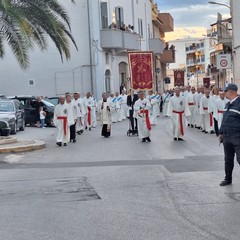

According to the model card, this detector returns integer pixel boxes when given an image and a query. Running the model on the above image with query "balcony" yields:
[160,49,175,63]
[100,29,140,51]
[158,13,174,32]
[149,38,164,54]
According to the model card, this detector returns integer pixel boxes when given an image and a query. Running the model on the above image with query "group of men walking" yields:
[53,83,240,187]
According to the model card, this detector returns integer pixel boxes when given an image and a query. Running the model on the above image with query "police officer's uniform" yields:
[219,84,240,186]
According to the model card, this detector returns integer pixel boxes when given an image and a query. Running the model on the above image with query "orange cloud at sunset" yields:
[165,27,208,41]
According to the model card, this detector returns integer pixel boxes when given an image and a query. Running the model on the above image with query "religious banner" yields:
[203,77,210,88]
[173,69,185,86]
[128,51,154,90]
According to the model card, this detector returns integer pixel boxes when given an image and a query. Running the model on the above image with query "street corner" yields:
[0,137,45,154]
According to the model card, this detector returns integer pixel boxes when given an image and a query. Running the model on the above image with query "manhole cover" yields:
[226,192,240,201]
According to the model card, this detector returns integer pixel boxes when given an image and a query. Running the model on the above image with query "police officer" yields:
[219,83,240,186]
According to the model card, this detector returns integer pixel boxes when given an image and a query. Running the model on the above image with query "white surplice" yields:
[134,98,151,139]
[167,95,191,139]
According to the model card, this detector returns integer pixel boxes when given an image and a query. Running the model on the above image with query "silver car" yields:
[0,99,25,134]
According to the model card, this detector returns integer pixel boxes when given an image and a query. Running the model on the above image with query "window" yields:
[28,79,35,86]
[138,18,143,36]
[100,2,108,29]
[105,70,111,94]
[115,6,124,29]
[105,53,109,65]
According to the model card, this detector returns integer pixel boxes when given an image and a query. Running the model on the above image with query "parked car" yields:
[0,120,11,136]
[8,96,55,127]
[47,97,59,106]
[0,99,25,134]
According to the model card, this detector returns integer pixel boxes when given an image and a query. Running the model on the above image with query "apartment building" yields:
[0,0,174,98]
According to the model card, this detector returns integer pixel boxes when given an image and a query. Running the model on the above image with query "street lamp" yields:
[208,1,230,9]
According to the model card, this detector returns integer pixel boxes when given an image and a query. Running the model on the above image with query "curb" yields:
[0,139,46,154]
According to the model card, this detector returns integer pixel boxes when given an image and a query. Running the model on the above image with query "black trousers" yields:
[223,136,240,181]
[214,118,219,136]
[70,123,76,141]
[129,109,138,131]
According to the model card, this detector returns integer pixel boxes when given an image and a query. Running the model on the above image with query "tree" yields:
[0,0,77,69]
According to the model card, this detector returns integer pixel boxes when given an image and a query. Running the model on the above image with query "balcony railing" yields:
[149,38,164,54]
[100,29,140,51]
[160,49,175,63]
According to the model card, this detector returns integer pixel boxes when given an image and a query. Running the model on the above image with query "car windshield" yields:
[0,102,14,112]
[42,99,55,107]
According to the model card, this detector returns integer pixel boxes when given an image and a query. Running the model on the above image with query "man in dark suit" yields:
[127,89,138,132]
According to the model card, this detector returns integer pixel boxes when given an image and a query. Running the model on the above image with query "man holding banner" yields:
[134,91,152,142]
[167,87,191,141]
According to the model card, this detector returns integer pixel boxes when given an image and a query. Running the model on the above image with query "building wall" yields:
[231,0,240,88]
[0,0,92,97]
[0,0,154,99]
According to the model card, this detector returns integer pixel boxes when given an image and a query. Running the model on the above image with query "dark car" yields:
[8,96,55,127]
[0,120,11,136]
[0,99,25,134]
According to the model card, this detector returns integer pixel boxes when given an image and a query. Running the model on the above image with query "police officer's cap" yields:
[224,83,238,92]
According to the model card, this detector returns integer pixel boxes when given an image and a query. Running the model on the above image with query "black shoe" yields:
[210,130,215,134]
[174,138,177,141]
[178,138,184,141]
[73,139,76,143]
[146,137,151,142]
[80,130,84,134]
[89,127,91,131]
[188,124,190,127]
[56,142,62,147]
[202,130,205,133]
[220,180,232,186]
[191,124,194,128]
[142,138,146,142]
[85,126,87,130]
[63,143,67,146]
[205,131,208,134]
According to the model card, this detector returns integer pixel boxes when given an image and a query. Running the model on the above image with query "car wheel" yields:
[11,122,17,135]
[19,119,25,131]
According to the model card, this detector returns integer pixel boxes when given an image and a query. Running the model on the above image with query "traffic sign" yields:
[216,54,231,69]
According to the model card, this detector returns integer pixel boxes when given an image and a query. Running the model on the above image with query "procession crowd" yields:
[53,85,229,145]
[53,84,240,187]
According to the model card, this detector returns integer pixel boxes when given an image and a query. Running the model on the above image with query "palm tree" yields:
[0,0,77,69]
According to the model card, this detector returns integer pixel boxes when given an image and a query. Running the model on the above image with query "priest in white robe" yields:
[66,94,77,143]
[134,91,152,142]
[200,89,214,134]
[187,87,197,127]
[108,94,117,123]
[83,92,95,131]
[167,87,191,141]
[54,96,70,146]
[98,92,112,138]
[162,90,171,116]
[213,91,229,131]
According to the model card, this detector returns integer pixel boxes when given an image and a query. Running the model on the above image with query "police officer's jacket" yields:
[219,96,240,137]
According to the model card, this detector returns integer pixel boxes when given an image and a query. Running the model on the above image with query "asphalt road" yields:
[0,116,240,240]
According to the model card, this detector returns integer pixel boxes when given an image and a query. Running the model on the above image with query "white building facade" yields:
[167,38,211,88]
[0,0,155,99]
[231,0,240,87]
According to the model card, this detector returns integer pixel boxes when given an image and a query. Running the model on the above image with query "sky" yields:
[155,0,230,41]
